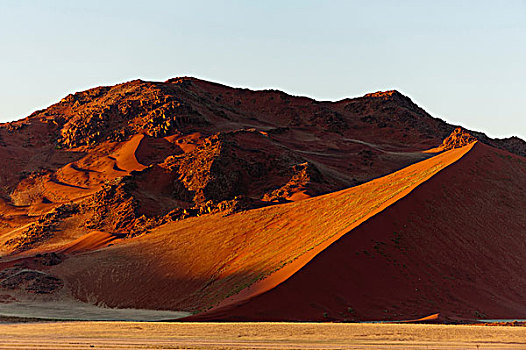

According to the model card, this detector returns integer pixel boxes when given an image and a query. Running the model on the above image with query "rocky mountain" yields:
[0,78,525,322]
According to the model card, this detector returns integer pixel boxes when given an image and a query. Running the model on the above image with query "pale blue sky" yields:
[0,1,525,138]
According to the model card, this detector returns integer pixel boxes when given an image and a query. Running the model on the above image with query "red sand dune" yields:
[396,313,441,323]
[187,142,526,321]
[111,134,148,172]
[58,231,121,254]
[49,143,471,315]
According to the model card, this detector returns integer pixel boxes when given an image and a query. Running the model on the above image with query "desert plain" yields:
[0,321,525,350]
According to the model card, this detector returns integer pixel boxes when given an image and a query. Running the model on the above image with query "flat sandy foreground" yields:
[0,322,524,350]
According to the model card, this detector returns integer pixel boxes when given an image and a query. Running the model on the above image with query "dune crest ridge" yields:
[188,142,526,321]
[185,143,475,320]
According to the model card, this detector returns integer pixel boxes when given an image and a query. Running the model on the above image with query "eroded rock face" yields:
[80,177,139,233]
[164,133,244,204]
[69,130,335,237]
[44,80,208,149]
[0,268,63,294]
[4,204,79,252]
[440,128,477,150]
[163,131,336,205]
[34,252,64,266]
[263,162,327,202]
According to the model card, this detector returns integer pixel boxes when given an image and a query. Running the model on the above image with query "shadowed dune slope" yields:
[50,144,472,313]
[189,142,526,321]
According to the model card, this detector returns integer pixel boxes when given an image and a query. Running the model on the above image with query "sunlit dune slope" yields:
[50,143,473,313]
[189,142,526,321]
[59,231,122,254]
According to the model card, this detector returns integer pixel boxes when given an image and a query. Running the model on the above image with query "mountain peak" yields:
[165,76,199,85]
[361,90,416,109]
[364,90,404,99]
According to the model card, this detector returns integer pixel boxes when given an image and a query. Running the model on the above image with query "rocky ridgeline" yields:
[33,80,207,148]
[345,90,454,140]
[495,137,526,156]
[364,90,405,99]
[57,97,204,148]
